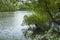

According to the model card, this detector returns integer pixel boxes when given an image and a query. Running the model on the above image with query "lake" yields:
[0,11,30,40]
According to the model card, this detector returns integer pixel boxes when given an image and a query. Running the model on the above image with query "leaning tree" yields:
[23,0,60,40]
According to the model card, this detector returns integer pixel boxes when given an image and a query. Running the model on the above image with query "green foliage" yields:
[23,0,60,40]
[24,0,59,14]
[0,0,19,11]
[24,13,50,26]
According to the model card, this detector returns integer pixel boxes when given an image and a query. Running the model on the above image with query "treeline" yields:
[0,0,31,11]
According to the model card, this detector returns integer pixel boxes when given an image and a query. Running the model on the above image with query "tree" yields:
[23,0,60,40]
[0,0,19,11]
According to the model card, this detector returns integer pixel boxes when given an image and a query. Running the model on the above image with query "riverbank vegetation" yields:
[0,0,19,11]
[23,0,60,40]
[0,0,31,12]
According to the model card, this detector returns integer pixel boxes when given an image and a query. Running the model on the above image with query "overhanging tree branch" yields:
[45,1,60,25]
[45,1,56,22]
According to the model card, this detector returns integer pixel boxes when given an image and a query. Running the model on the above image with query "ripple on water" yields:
[0,11,30,40]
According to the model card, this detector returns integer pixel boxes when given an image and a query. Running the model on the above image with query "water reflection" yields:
[0,11,29,40]
[0,12,14,18]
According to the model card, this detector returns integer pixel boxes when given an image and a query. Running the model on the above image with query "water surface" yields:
[0,11,30,40]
